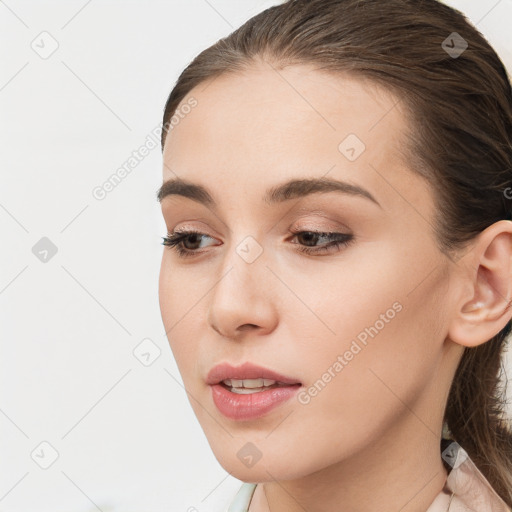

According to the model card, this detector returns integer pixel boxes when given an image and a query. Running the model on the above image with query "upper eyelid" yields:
[162,202,353,226]
[168,222,348,233]
[166,213,350,235]
[168,227,350,243]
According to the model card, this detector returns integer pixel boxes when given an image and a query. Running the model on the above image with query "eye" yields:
[161,229,217,258]
[289,230,355,255]
[161,229,355,258]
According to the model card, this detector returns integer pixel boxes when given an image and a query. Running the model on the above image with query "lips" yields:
[207,361,302,421]
[206,361,301,386]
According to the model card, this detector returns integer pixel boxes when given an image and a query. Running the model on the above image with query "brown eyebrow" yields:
[156,176,381,209]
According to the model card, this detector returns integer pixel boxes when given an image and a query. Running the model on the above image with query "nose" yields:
[207,237,279,340]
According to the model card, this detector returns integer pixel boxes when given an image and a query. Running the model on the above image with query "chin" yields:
[211,445,313,483]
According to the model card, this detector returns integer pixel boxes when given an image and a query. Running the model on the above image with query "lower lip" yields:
[210,383,301,421]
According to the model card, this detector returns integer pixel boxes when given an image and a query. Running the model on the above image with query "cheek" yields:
[275,302,443,477]
[288,244,447,434]
[158,255,206,330]
[158,257,203,376]
[158,258,177,339]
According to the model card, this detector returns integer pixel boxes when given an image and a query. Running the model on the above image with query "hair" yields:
[160,0,512,505]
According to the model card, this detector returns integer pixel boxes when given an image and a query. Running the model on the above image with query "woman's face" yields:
[158,62,461,481]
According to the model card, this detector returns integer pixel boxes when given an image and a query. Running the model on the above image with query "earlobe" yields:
[447,221,512,348]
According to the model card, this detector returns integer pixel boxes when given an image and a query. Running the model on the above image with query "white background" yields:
[1,1,511,511]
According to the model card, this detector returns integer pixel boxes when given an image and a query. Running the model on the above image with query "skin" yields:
[158,59,512,512]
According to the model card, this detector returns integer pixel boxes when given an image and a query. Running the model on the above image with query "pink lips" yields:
[206,361,301,385]
[206,362,302,421]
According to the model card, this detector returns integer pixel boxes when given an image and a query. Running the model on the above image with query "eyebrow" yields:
[156,176,381,209]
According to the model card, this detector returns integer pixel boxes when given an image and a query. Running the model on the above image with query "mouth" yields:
[206,361,302,386]
[206,362,302,421]
[218,378,300,394]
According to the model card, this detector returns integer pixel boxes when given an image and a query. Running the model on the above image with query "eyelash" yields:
[161,229,355,258]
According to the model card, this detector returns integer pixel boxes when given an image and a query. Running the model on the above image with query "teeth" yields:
[230,387,269,394]
[223,378,277,388]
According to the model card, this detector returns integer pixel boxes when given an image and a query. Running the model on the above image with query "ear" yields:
[448,220,512,348]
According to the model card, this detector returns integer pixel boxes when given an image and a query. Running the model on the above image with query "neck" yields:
[250,409,448,512]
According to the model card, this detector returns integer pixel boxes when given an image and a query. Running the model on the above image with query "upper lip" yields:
[206,362,302,385]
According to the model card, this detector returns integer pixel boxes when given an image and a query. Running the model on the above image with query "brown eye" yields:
[290,230,355,255]
[161,230,218,258]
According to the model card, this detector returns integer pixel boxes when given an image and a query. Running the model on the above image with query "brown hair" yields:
[160,0,512,504]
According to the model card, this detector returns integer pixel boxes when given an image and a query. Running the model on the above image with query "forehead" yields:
[162,62,426,215]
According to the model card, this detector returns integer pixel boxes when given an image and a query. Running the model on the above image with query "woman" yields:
[157,0,512,510]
